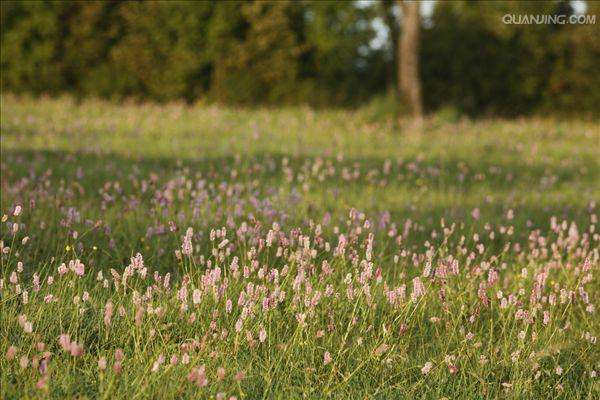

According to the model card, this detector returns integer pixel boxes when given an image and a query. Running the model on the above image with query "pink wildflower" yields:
[58,334,71,351]
[259,327,267,343]
[104,301,114,327]
[70,342,84,357]
[182,227,193,256]
[324,351,332,365]
[6,345,18,360]
[115,348,124,361]
[421,361,433,375]
[411,277,425,302]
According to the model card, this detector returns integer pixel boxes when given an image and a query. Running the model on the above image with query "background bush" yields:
[1,0,598,115]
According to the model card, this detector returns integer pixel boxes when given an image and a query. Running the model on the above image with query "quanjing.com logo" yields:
[502,14,596,25]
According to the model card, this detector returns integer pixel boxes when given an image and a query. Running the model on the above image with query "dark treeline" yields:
[1,0,598,116]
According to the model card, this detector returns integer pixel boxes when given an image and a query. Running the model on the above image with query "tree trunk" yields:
[397,0,423,123]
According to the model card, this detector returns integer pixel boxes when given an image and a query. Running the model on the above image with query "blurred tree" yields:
[420,0,599,116]
[381,0,399,94]
[302,1,384,106]
[209,1,305,104]
[541,1,600,114]
[108,1,213,101]
[0,0,597,115]
[397,0,422,122]
[61,1,124,99]
[1,2,67,94]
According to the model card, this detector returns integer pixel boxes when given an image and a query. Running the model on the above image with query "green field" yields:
[1,95,599,399]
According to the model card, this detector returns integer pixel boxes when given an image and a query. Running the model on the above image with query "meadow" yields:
[1,94,599,399]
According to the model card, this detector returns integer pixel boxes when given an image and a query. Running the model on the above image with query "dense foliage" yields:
[1,0,599,114]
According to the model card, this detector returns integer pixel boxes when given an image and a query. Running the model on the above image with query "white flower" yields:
[421,361,433,375]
